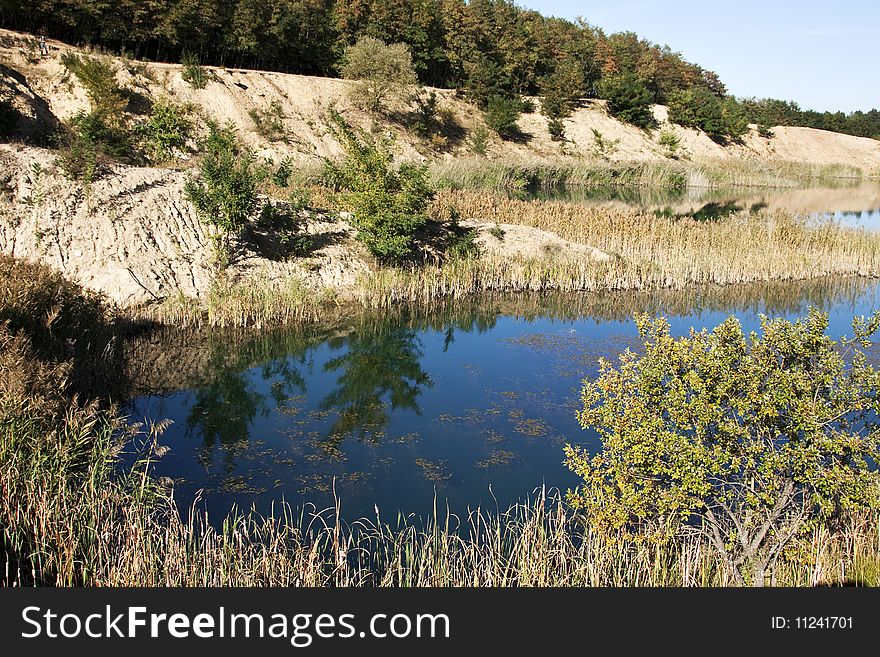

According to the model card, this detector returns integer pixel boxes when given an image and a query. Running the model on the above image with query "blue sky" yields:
[518,0,878,112]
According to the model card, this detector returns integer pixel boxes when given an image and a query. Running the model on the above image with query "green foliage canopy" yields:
[566,310,880,585]
[325,110,434,262]
[597,73,656,129]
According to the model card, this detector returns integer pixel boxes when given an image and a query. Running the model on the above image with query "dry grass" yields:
[351,192,880,308]
[2,255,880,587]
[432,157,867,193]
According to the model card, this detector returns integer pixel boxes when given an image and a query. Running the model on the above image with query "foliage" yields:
[590,128,619,159]
[757,124,774,139]
[13,1,874,141]
[657,128,681,157]
[566,310,880,585]
[409,90,440,139]
[324,110,434,262]
[59,52,128,116]
[181,52,212,89]
[249,100,287,141]
[341,36,418,114]
[597,73,656,129]
[484,94,521,140]
[142,99,191,161]
[540,57,584,141]
[56,128,99,182]
[184,121,261,241]
[667,87,748,142]
[467,125,491,156]
[739,97,880,140]
[271,156,294,188]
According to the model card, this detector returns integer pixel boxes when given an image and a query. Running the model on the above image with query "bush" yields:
[484,94,521,140]
[142,99,191,161]
[467,126,491,156]
[566,310,880,586]
[590,128,619,159]
[757,124,774,139]
[181,52,211,89]
[184,122,260,245]
[540,58,584,141]
[547,118,565,142]
[341,37,418,114]
[667,87,748,142]
[324,110,433,262]
[59,53,127,116]
[409,90,440,139]
[597,73,656,129]
[56,129,99,182]
[249,100,287,142]
[657,129,681,157]
[57,108,136,182]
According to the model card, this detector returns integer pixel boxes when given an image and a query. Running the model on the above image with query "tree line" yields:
[1,0,876,140]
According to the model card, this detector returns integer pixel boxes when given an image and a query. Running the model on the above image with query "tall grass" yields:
[354,193,880,308]
[2,255,879,587]
[432,157,867,193]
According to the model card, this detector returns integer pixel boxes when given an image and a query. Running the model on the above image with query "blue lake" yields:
[128,277,880,521]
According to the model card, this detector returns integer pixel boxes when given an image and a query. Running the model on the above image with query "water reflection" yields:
[524,181,880,229]
[126,276,880,520]
[319,326,432,445]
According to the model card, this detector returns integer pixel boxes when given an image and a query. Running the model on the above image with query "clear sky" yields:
[518,0,879,113]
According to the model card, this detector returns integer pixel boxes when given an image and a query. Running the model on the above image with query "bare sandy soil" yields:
[0,144,609,306]
[1,29,878,307]
[3,29,880,169]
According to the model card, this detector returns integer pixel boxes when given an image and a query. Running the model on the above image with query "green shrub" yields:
[597,73,656,129]
[181,52,212,89]
[341,37,418,114]
[540,57,584,141]
[667,87,748,142]
[467,125,491,156]
[142,99,191,161]
[484,94,521,140]
[566,310,880,586]
[324,110,433,262]
[410,90,440,139]
[184,122,261,245]
[590,128,619,159]
[757,124,774,139]
[59,53,127,115]
[657,128,681,157]
[271,157,294,188]
[56,130,99,183]
[249,100,287,142]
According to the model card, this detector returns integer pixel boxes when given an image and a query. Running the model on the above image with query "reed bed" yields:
[432,157,867,193]
[3,405,878,587]
[354,192,880,309]
[3,256,880,587]
[133,197,880,326]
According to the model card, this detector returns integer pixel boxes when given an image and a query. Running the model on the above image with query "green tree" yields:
[540,57,584,141]
[324,110,434,262]
[566,310,880,586]
[668,87,748,142]
[597,72,656,129]
[142,99,191,161]
[341,36,418,113]
[484,94,521,140]
[184,122,260,252]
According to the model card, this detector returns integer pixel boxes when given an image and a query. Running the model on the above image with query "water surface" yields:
[524,182,880,230]
[128,277,880,521]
